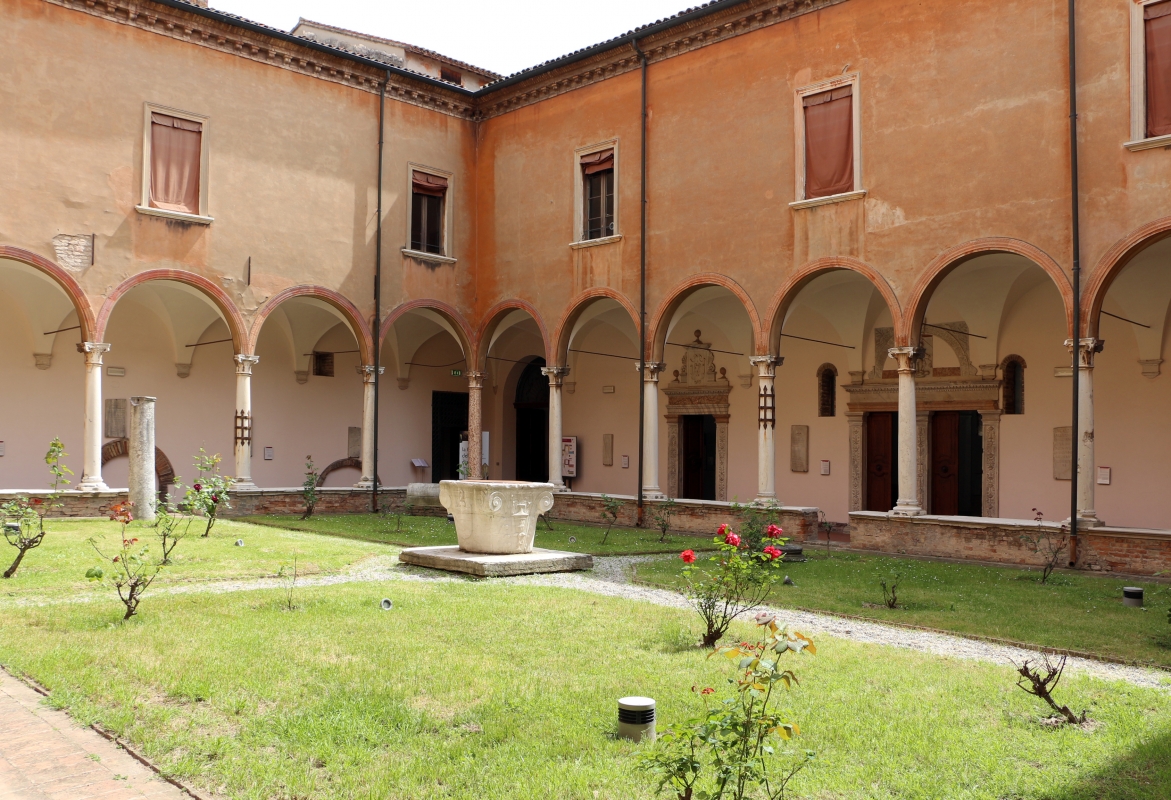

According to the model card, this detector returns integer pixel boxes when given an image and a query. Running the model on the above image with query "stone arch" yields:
[100,439,176,488]
[250,286,374,364]
[380,299,474,358]
[647,274,763,362]
[315,456,378,487]
[765,257,902,354]
[901,238,1074,344]
[474,299,551,371]
[551,288,639,366]
[0,245,97,342]
[96,269,248,353]
[1084,215,1171,337]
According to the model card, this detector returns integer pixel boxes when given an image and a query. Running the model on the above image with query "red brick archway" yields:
[647,273,763,362]
[1083,215,1171,337]
[0,246,97,342]
[551,288,639,366]
[474,299,551,371]
[100,438,176,487]
[250,285,374,364]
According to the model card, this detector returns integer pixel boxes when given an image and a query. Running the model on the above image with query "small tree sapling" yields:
[1011,654,1086,725]
[184,449,234,537]
[1020,508,1070,584]
[301,455,319,520]
[1,438,71,579]
[599,493,622,545]
[651,498,678,543]
[86,502,163,621]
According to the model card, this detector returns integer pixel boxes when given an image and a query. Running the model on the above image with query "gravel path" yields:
[8,553,1168,691]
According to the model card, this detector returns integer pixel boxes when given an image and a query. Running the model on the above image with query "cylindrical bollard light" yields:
[1123,587,1144,607]
[617,696,655,742]
[128,396,157,521]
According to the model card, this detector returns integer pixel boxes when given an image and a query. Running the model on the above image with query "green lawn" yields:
[632,548,1171,667]
[240,513,714,555]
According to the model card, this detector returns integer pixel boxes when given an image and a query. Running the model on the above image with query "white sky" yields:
[211,0,696,77]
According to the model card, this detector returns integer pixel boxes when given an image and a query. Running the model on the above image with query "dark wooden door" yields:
[514,359,549,482]
[680,415,716,500]
[865,412,897,512]
[431,391,469,481]
[931,411,960,515]
[957,411,984,516]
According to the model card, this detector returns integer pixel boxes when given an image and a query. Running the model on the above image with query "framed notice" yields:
[562,436,578,478]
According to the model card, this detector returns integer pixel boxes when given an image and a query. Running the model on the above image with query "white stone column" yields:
[750,356,781,504]
[355,365,384,488]
[128,396,157,521]
[466,371,484,480]
[1067,337,1104,527]
[233,355,259,489]
[889,347,924,516]
[640,362,666,500]
[76,342,111,492]
[542,366,570,491]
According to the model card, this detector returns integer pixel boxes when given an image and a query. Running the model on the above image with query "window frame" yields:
[1128,0,1171,150]
[403,163,456,264]
[791,73,865,209]
[136,102,212,224]
[817,363,838,417]
[571,139,621,248]
[1000,355,1026,415]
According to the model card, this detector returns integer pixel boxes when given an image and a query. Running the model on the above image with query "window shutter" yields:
[149,113,202,214]
[803,87,854,199]
[1147,1,1171,137]
[580,148,614,175]
[412,170,448,197]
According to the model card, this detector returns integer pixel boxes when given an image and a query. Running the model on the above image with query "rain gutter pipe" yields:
[634,39,648,527]
[372,73,387,513]
[1067,0,1081,563]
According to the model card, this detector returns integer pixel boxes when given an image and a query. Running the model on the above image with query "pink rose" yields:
[765,524,784,539]
[724,532,741,547]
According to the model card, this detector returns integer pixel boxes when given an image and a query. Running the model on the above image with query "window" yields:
[312,351,334,377]
[817,363,838,417]
[410,169,448,255]
[440,67,463,86]
[581,149,615,240]
[1129,1,1171,147]
[1001,356,1026,414]
[138,104,211,223]
[792,75,863,207]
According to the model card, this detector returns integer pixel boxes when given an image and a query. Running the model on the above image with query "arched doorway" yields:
[514,358,548,481]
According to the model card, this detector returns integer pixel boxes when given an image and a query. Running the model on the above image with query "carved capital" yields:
[356,364,385,384]
[749,355,782,379]
[466,370,485,390]
[1064,338,1104,369]
[77,341,111,366]
[233,354,260,375]
[638,361,668,381]
[540,365,571,386]
[887,346,918,374]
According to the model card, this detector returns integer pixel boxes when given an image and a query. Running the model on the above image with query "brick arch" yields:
[0,246,97,342]
[551,288,639,366]
[315,456,378,487]
[250,285,373,364]
[474,299,551,371]
[901,238,1074,344]
[765,257,902,354]
[96,269,248,353]
[100,439,175,487]
[380,299,475,358]
[647,273,763,362]
[1083,215,1171,337]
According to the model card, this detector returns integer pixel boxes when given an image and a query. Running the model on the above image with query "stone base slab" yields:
[398,546,593,577]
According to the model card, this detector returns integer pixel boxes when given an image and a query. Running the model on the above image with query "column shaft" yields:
[128,396,157,520]
[542,366,570,490]
[233,355,259,488]
[466,372,484,480]
[76,342,110,492]
[641,362,665,499]
[750,356,781,504]
[1068,338,1103,527]
[889,347,923,516]
[356,366,383,488]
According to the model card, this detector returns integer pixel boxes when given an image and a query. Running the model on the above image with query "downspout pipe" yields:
[633,39,648,526]
[372,73,387,513]
[1067,0,1081,563]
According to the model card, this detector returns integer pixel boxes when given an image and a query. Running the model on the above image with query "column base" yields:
[354,480,375,490]
[232,480,259,491]
[1068,515,1105,530]
[643,489,666,501]
[550,482,568,492]
[890,503,924,517]
[75,479,110,493]
[752,495,780,507]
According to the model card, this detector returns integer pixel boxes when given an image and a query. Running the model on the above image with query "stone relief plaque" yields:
[1053,426,1072,481]
[104,398,127,439]
[347,426,362,459]
[790,425,809,473]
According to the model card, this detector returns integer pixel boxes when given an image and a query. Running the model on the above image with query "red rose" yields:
[193,483,202,492]
[765,524,784,539]
[701,687,715,695]
[32,498,43,506]
[680,549,696,564]
[724,532,741,547]
[763,545,782,560]
[717,523,729,536]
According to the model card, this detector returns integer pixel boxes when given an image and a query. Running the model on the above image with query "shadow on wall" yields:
[1050,730,1171,800]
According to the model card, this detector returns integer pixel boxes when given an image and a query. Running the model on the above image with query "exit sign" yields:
[451,369,463,377]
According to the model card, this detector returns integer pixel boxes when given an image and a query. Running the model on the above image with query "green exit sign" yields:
[451,369,463,377]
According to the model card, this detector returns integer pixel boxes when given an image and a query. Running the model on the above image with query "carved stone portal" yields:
[664,331,732,501]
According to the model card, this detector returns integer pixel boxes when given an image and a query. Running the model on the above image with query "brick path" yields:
[0,670,187,800]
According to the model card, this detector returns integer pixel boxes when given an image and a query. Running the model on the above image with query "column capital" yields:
[233,354,260,374]
[540,365,571,386]
[356,364,385,383]
[1064,337,1104,368]
[466,370,485,390]
[638,361,667,381]
[887,346,919,374]
[77,341,111,365]
[749,355,782,378]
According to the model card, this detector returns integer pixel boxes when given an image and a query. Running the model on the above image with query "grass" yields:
[632,548,1171,668]
[240,513,714,555]
[3,574,1171,799]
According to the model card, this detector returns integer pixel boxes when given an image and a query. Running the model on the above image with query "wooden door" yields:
[931,411,960,515]
[680,415,707,500]
[431,391,469,481]
[865,412,897,512]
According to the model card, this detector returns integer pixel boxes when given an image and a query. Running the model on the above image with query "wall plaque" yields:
[104,398,127,439]
[347,426,362,459]
[791,425,809,473]
[602,433,614,466]
[1053,426,1072,480]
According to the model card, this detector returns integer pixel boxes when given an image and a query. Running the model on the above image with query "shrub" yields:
[301,455,319,520]
[1,438,71,579]
[599,493,622,545]
[183,450,234,537]
[1020,508,1069,584]
[640,612,816,800]
[682,523,787,648]
[651,499,678,543]
[880,573,902,609]
[85,502,168,621]
[732,501,781,551]
[1011,654,1086,725]
[153,499,194,565]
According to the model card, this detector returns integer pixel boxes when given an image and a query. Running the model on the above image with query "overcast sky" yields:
[211,0,695,77]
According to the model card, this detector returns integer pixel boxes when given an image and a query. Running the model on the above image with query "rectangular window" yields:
[1147,1,1171,137]
[410,170,448,255]
[440,67,463,86]
[149,113,202,213]
[581,148,614,240]
[803,86,854,200]
[312,351,334,377]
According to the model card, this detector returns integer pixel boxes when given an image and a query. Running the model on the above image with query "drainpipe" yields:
[633,40,648,527]
[372,73,387,513]
[1067,0,1081,564]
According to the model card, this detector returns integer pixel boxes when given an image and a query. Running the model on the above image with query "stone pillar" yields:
[128,396,157,521]
[640,362,666,499]
[846,411,865,511]
[750,356,781,504]
[356,365,384,488]
[888,347,923,516]
[542,366,570,490]
[76,342,111,492]
[980,410,1000,518]
[233,355,259,489]
[916,410,929,514]
[1067,338,1104,528]
[466,371,484,480]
